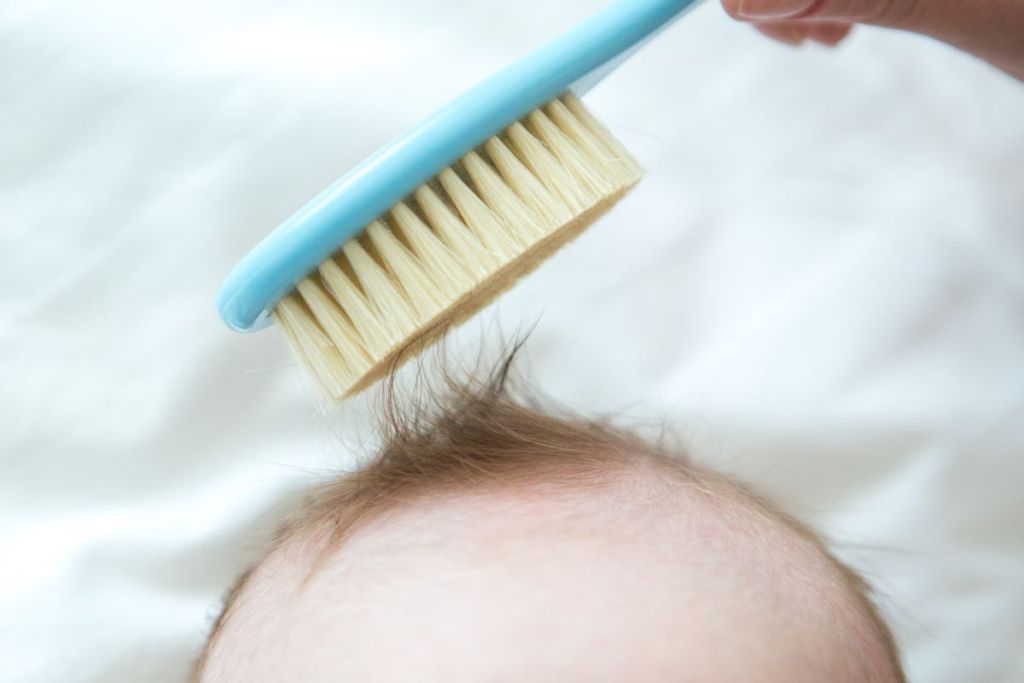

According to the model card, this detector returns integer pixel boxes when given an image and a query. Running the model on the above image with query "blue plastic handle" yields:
[218,0,703,332]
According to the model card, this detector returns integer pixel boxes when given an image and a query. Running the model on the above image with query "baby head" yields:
[195,362,904,682]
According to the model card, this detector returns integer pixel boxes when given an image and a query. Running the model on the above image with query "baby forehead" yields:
[255,464,816,594]
[200,468,890,683]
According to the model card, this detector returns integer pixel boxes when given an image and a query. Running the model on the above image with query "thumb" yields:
[722,0,1024,80]
[721,0,924,27]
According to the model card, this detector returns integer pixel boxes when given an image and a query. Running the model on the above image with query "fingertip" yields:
[807,22,854,47]
[754,23,809,47]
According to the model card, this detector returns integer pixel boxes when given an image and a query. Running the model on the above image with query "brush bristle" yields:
[273,94,643,401]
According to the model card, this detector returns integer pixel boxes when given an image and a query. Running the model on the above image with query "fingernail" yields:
[736,0,817,20]
[776,35,807,47]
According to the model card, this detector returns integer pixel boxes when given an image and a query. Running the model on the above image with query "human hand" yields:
[720,0,1024,81]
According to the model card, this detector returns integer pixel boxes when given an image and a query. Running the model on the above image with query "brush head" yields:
[274,94,642,401]
[217,0,706,402]
[218,0,700,336]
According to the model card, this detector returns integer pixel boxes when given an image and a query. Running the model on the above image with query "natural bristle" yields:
[274,94,643,401]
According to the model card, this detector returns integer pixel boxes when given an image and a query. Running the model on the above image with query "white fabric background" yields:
[2,0,1023,681]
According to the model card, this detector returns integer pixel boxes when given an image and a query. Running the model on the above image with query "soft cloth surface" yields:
[2,1,1022,681]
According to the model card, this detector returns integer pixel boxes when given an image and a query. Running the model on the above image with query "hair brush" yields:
[218,0,704,401]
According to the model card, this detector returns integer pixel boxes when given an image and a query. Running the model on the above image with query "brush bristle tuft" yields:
[274,94,642,400]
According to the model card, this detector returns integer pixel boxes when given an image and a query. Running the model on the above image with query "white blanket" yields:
[2,1,1022,681]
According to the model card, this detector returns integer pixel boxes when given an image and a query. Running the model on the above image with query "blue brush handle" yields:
[219,0,704,332]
